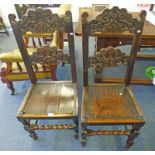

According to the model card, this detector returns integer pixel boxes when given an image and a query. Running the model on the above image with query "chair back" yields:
[9,7,77,83]
[82,6,146,86]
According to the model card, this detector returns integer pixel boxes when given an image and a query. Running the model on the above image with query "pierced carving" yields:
[89,47,129,77]
[30,46,70,65]
[82,6,146,34]
[16,7,71,34]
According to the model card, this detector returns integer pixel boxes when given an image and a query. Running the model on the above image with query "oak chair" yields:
[81,6,146,148]
[9,8,78,140]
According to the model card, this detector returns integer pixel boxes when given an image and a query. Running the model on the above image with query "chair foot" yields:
[29,132,38,140]
[7,81,15,95]
[125,139,134,149]
[18,118,38,140]
[24,124,38,140]
[125,124,143,148]
[81,140,86,147]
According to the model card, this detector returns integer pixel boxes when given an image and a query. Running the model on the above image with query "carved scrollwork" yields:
[82,6,146,34]
[89,47,129,77]
[17,7,71,34]
[30,46,70,65]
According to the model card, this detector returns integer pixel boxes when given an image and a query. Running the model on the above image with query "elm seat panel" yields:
[23,82,75,115]
[82,85,144,124]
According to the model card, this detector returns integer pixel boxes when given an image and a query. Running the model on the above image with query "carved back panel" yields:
[9,8,77,83]
[13,7,72,34]
[89,47,129,78]
[82,6,146,35]
[82,6,146,86]
[30,46,70,65]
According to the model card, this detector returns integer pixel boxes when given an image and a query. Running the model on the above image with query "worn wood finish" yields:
[17,82,76,117]
[81,7,146,148]
[82,85,144,124]
[10,8,78,140]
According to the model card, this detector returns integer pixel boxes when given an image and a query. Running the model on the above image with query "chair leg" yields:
[1,64,15,95]
[1,76,15,95]
[49,64,57,80]
[125,124,143,148]
[81,124,87,147]
[73,117,79,139]
[18,118,38,140]
[6,81,15,95]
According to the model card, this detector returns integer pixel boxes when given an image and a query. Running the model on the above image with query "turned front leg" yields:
[73,117,79,139]
[81,124,87,147]
[18,118,38,140]
[125,124,144,148]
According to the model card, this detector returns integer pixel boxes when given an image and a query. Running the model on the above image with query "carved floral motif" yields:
[82,6,146,34]
[30,46,70,65]
[16,7,71,34]
[89,47,129,76]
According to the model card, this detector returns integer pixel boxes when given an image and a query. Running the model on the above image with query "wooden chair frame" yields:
[81,6,146,148]
[9,8,78,140]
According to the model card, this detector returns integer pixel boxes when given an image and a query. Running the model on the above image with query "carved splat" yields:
[82,6,146,34]
[89,47,129,76]
[12,7,72,34]
[30,46,70,65]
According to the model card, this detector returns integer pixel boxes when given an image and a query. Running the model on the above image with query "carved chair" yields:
[0,17,9,36]
[9,8,78,140]
[81,6,146,148]
[0,4,71,95]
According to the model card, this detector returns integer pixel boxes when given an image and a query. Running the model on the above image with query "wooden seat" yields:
[82,84,144,124]
[81,6,146,148]
[19,81,77,117]
[9,8,78,140]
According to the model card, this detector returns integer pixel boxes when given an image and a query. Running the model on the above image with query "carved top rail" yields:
[89,47,129,74]
[9,7,72,34]
[30,46,70,65]
[82,6,146,34]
